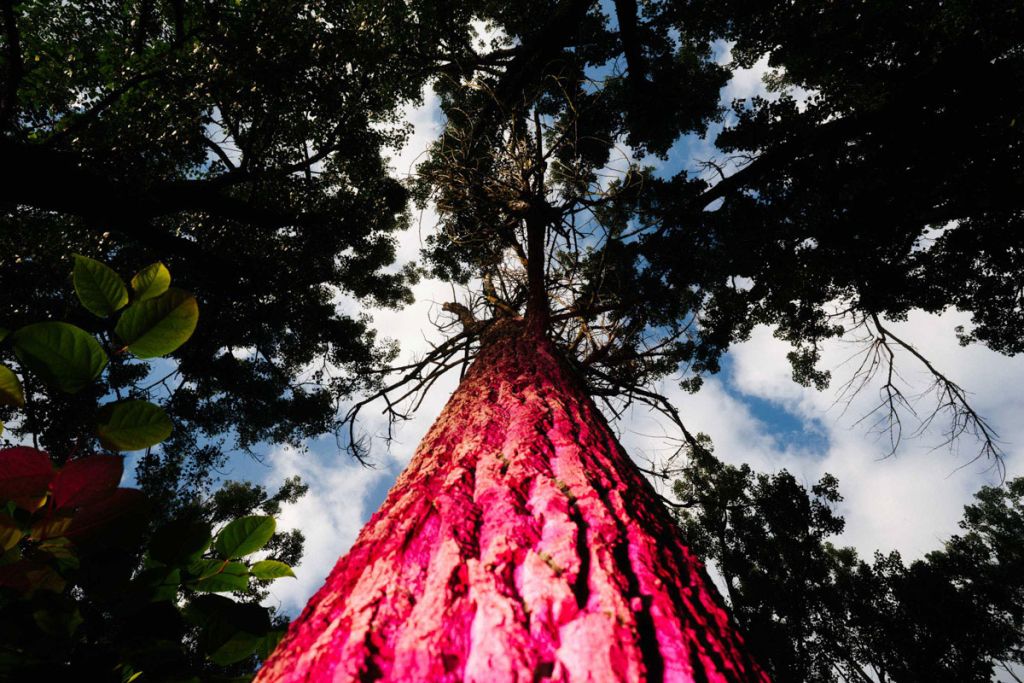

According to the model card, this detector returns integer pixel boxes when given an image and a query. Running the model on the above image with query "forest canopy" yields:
[1,0,1023,679]
[2,0,1021,467]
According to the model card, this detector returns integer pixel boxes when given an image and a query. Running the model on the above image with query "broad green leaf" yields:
[96,400,173,451]
[214,516,275,559]
[189,558,232,578]
[115,288,198,358]
[0,516,23,552]
[183,593,236,627]
[11,322,108,393]
[209,631,261,665]
[186,595,270,664]
[32,604,83,637]
[190,559,249,592]
[0,328,8,343]
[25,562,66,593]
[136,566,182,601]
[0,365,23,406]
[249,560,295,580]
[38,538,79,572]
[149,519,212,566]
[72,254,128,317]
[29,515,72,540]
[131,262,171,302]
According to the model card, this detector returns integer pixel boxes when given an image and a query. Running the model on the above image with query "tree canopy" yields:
[1,0,483,464]
[673,440,1024,682]
[3,0,1021,479]
[370,0,1024,463]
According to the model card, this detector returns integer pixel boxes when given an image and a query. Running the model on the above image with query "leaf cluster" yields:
[0,445,301,682]
[673,440,1024,682]
[2,255,196,454]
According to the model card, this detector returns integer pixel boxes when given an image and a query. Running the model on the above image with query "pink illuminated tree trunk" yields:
[256,322,767,682]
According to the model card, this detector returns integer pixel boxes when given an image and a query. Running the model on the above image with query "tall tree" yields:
[257,0,1023,678]
[257,320,766,681]
[4,0,1023,678]
[252,2,746,675]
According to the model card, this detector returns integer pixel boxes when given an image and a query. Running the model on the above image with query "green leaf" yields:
[136,566,182,601]
[186,595,270,665]
[96,400,173,451]
[249,560,295,580]
[72,254,128,317]
[183,593,236,627]
[38,538,79,572]
[209,631,262,666]
[131,262,171,302]
[11,322,108,393]
[190,560,249,593]
[149,519,212,566]
[0,328,9,343]
[32,605,84,637]
[0,365,24,406]
[115,288,198,358]
[256,629,286,660]
[214,516,275,559]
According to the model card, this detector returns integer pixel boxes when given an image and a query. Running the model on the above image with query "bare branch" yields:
[834,310,1003,472]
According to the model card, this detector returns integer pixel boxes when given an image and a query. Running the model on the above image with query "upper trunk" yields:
[256,322,767,682]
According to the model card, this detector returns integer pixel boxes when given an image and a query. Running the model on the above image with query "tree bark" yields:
[256,321,767,682]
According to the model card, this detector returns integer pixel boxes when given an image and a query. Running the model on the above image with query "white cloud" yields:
[722,53,772,104]
[260,444,394,614]
[596,303,1023,568]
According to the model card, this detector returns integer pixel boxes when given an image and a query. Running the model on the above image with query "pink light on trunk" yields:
[256,323,768,682]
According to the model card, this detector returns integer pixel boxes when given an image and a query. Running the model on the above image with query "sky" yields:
[245,49,1024,618]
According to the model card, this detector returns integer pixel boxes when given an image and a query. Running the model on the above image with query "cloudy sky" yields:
[248,49,1023,617]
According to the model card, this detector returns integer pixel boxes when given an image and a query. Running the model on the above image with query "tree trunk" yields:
[256,322,767,682]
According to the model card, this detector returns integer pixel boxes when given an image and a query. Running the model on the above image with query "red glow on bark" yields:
[257,324,767,682]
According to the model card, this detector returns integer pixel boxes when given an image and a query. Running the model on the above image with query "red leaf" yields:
[52,454,124,510]
[0,559,48,594]
[0,447,55,508]
[66,487,148,548]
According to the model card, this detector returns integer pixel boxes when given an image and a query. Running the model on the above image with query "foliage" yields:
[1,256,195,450]
[2,0,1018,471]
[0,256,304,680]
[0,0,485,506]
[0,446,297,680]
[673,440,1024,682]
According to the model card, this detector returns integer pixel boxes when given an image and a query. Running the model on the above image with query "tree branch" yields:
[612,0,648,90]
[0,139,333,231]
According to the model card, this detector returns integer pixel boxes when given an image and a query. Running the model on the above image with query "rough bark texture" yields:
[256,323,767,682]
